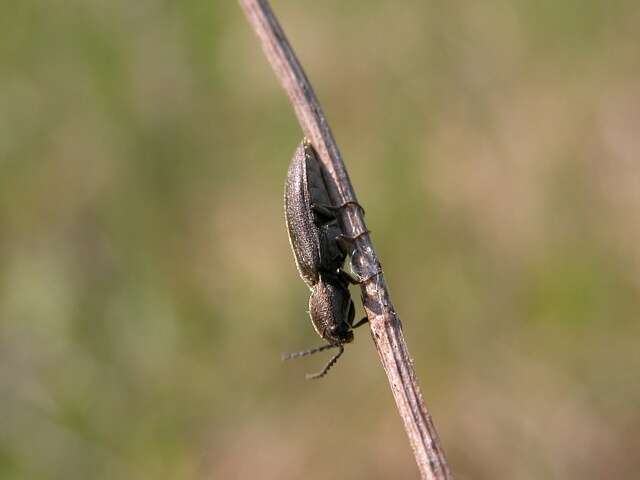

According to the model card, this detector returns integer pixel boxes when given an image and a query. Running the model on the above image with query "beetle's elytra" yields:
[283,139,367,380]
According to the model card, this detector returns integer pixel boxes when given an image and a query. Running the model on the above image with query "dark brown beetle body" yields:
[283,140,366,379]
[284,140,344,287]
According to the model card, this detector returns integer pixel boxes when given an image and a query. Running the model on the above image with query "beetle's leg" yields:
[281,343,337,361]
[347,300,355,326]
[336,230,371,256]
[312,203,335,218]
[324,200,365,216]
[338,268,363,285]
[352,317,369,329]
[305,344,344,380]
[340,267,383,286]
[344,300,367,330]
[311,203,337,225]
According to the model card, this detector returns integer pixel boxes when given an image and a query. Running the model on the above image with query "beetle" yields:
[283,139,367,379]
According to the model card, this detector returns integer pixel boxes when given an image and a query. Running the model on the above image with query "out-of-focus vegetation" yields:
[1,1,639,478]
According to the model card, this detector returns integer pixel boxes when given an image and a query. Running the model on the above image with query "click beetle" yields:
[283,139,367,379]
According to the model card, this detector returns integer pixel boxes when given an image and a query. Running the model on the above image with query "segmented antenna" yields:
[281,343,345,380]
[305,344,344,380]
[281,343,338,360]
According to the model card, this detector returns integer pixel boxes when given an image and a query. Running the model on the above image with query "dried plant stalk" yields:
[238,1,453,478]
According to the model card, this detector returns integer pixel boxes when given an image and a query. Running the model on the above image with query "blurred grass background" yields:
[1,0,639,478]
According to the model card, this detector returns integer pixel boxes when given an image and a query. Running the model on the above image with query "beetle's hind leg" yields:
[337,268,363,285]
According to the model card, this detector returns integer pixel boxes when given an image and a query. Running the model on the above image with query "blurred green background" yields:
[1,1,639,478]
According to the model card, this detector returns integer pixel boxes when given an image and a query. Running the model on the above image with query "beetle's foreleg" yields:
[352,317,369,329]
[305,344,344,380]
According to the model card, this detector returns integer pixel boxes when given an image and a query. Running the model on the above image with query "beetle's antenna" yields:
[281,343,337,360]
[305,344,344,380]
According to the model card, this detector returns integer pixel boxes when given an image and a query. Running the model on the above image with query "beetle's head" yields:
[309,278,355,345]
